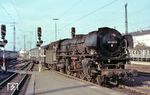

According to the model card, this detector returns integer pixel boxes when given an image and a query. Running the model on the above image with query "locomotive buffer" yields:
[36,27,43,72]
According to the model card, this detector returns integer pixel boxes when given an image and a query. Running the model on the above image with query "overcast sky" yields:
[0,0,150,51]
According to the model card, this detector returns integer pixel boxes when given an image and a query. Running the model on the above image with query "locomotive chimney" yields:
[71,27,76,38]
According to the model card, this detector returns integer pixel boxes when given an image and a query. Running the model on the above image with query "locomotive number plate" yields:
[107,41,117,44]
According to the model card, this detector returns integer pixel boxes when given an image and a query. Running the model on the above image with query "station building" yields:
[129,30,150,62]
[130,29,150,48]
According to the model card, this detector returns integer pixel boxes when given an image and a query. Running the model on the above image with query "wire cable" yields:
[0,3,13,20]
[59,0,82,18]
[59,0,119,33]
[11,0,21,22]
[75,0,119,22]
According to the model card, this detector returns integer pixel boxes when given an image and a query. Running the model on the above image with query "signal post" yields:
[36,27,43,72]
[0,25,8,72]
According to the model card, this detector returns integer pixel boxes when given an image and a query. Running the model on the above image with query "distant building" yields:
[129,30,150,48]
[18,49,27,60]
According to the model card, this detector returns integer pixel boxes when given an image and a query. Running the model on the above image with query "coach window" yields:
[139,50,141,54]
[132,50,135,54]
[145,50,147,55]
[134,50,136,54]
[136,50,138,54]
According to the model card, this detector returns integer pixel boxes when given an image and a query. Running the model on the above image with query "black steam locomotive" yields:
[31,27,134,86]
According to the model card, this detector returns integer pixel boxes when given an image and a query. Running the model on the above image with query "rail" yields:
[0,61,33,95]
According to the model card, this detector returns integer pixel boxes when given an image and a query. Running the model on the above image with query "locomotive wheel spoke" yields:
[73,73,77,77]
[60,68,64,73]
[66,66,71,75]
[96,75,104,86]
[79,72,86,80]
[66,70,71,75]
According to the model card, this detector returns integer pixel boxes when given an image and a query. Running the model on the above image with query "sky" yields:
[0,0,150,51]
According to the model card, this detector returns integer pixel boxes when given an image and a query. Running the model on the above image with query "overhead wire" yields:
[57,0,83,39]
[0,3,13,20]
[59,0,82,18]
[75,0,119,22]
[74,1,149,33]
[59,0,119,32]
[11,0,22,22]
[11,0,31,49]
[129,7,150,31]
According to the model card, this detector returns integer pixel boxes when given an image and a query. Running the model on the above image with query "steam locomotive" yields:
[30,27,134,86]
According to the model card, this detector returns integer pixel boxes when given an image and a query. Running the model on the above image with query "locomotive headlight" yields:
[111,44,113,47]
[108,59,111,63]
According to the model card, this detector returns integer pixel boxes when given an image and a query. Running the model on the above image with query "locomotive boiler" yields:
[37,27,134,86]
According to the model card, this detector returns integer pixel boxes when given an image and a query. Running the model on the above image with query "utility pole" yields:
[125,3,128,34]
[28,41,32,50]
[12,22,16,51]
[29,41,32,50]
[53,18,59,40]
[29,32,33,50]
[24,35,26,51]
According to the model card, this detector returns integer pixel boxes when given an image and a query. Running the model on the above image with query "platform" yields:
[126,61,150,73]
[131,61,150,65]
[26,70,126,95]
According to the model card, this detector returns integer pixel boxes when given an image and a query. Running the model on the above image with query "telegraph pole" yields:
[29,32,33,50]
[125,3,128,34]
[12,22,16,51]
[24,35,26,51]
[53,18,59,40]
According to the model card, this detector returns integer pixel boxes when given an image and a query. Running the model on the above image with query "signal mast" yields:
[36,27,43,72]
[0,25,8,72]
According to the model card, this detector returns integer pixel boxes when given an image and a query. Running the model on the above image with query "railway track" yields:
[138,71,150,77]
[121,73,150,95]
[0,61,33,95]
[51,69,150,95]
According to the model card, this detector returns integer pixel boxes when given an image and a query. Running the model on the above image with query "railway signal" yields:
[0,25,8,47]
[36,40,43,47]
[1,25,6,40]
[36,27,43,72]
[71,27,76,38]
[36,27,43,47]
[0,24,8,72]
[0,41,7,47]
[37,27,42,40]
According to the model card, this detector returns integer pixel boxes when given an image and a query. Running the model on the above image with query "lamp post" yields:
[53,18,59,40]
[125,3,128,34]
